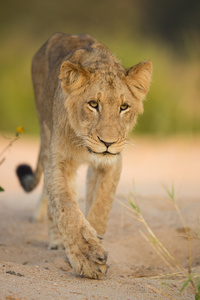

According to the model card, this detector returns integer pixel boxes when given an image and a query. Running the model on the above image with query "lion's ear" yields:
[126,61,152,102]
[60,61,90,94]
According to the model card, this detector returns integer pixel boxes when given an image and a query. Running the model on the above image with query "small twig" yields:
[0,136,19,159]
[0,127,24,192]
[0,126,24,163]
[0,157,6,166]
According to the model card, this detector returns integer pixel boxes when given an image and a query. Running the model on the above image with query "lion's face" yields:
[60,58,152,160]
[66,78,136,157]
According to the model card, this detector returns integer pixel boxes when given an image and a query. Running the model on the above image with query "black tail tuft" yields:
[16,164,33,178]
[16,164,34,192]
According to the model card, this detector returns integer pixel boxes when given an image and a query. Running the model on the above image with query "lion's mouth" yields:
[87,147,120,156]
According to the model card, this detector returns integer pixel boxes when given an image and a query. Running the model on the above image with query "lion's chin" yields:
[86,147,121,167]
[86,147,120,156]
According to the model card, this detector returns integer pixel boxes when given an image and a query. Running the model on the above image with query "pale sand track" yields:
[0,135,200,299]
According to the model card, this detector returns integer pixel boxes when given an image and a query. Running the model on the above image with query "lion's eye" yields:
[120,103,129,112]
[88,101,99,110]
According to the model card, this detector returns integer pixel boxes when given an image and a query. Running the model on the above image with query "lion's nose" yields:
[98,137,117,148]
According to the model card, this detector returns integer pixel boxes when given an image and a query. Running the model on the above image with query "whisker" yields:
[125,138,134,141]
[74,143,86,148]
[73,140,86,146]
[125,142,135,147]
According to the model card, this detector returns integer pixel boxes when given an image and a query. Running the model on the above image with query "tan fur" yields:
[20,33,152,279]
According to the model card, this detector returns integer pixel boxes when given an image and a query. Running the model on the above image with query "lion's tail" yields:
[16,155,43,192]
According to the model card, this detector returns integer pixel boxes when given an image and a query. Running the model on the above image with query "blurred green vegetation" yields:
[0,0,200,135]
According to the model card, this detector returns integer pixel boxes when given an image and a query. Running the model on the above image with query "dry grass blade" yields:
[120,183,200,298]
[146,285,176,300]
[139,230,177,273]
[163,184,198,294]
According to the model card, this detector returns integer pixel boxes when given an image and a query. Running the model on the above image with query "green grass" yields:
[0,33,200,135]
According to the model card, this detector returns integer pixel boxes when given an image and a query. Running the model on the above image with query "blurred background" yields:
[0,0,200,136]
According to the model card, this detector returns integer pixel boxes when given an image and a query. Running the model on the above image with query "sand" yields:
[0,135,200,299]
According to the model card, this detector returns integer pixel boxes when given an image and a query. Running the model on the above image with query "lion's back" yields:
[31,33,96,128]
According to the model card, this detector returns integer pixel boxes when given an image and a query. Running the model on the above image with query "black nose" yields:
[98,137,116,148]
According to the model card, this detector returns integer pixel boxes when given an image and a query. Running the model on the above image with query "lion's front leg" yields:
[85,166,99,217]
[44,158,108,279]
[86,156,122,237]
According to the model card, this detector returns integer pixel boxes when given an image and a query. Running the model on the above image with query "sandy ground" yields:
[0,134,200,299]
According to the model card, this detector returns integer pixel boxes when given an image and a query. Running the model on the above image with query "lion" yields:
[16,32,152,279]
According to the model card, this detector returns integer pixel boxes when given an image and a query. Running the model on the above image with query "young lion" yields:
[16,33,152,279]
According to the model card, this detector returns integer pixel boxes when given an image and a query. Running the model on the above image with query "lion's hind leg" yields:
[48,207,64,250]
[34,189,48,222]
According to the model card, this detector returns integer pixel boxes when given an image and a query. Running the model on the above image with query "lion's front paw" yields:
[66,224,108,279]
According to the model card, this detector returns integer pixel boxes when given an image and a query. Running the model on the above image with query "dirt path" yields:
[0,135,200,299]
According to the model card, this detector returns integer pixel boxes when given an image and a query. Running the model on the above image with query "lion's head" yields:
[59,43,152,161]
